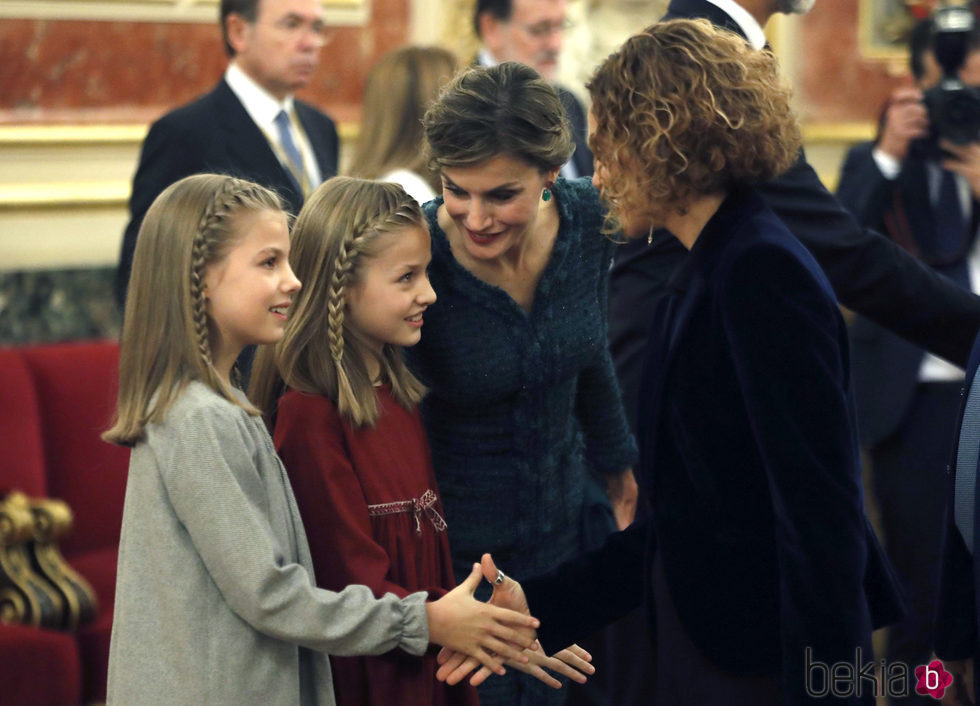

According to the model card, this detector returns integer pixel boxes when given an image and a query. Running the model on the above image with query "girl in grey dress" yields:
[102,173,539,705]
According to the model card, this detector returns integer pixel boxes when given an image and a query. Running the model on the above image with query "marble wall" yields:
[0,0,410,126]
[1,0,915,344]
[798,0,909,124]
[1,0,411,345]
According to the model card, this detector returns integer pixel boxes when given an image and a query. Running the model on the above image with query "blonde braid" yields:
[188,178,245,371]
[326,230,374,364]
[326,243,353,366]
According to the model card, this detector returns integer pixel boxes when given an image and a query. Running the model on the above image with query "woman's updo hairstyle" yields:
[423,61,574,174]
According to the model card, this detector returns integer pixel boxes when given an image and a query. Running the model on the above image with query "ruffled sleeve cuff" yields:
[396,590,430,656]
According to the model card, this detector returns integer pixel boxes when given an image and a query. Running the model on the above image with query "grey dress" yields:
[107,381,429,705]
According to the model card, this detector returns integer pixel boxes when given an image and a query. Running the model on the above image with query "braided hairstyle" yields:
[250,176,427,428]
[105,174,284,446]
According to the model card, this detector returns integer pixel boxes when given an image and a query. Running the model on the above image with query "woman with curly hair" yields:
[440,18,905,706]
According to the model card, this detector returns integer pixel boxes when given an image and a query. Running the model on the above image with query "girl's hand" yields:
[426,562,538,676]
[436,553,594,688]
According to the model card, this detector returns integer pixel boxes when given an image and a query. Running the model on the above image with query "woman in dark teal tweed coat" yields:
[406,62,638,706]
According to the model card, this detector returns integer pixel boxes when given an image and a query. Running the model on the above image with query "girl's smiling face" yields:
[345,225,437,359]
[204,209,301,375]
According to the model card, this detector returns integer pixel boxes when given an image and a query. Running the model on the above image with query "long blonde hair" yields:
[348,46,458,193]
[104,174,284,446]
[250,177,427,428]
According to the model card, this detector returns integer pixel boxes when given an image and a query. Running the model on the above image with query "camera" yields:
[920,5,980,155]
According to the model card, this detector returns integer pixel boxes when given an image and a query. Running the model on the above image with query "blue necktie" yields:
[274,109,305,190]
[935,169,971,287]
[956,373,980,554]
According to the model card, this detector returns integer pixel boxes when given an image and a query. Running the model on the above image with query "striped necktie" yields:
[274,109,306,192]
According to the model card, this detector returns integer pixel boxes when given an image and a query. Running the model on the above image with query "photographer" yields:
[837,10,980,704]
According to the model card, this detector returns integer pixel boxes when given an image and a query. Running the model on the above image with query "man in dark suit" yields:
[116,0,339,310]
[473,0,593,178]
[935,328,980,706]
[609,0,980,437]
[837,16,980,703]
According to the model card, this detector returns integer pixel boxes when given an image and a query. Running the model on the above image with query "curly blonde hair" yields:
[586,19,801,234]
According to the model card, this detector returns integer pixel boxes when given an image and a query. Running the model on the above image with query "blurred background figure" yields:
[837,9,980,704]
[116,0,340,312]
[473,0,592,178]
[348,46,458,204]
[116,0,340,385]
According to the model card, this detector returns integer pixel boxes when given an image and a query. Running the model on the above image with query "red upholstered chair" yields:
[20,341,129,703]
[0,347,47,498]
[0,346,83,705]
[0,624,82,706]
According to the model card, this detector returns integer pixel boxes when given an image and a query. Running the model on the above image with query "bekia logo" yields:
[805,648,953,700]
[914,660,953,700]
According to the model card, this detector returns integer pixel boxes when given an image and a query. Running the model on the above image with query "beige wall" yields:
[1,0,895,273]
[0,123,359,272]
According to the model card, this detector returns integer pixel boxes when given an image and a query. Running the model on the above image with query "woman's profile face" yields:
[440,154,557,261]
[588,109,656,239]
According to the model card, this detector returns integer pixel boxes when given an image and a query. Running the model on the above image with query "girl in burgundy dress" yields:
[250,177,591,706]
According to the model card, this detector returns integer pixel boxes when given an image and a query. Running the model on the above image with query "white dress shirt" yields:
[225,62,322,188]
[704,0,768,50]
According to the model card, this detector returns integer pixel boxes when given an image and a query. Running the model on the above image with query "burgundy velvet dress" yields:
[274,385,480,706]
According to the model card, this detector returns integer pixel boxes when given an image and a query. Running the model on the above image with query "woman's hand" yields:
[495,642,594,689]
[607,468,638,530]
[426,562,538,676]
[436,553,531,684]
[435,553,594,688]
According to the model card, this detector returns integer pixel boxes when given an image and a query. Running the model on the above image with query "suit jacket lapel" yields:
[961,337,980,641]
[946,332,980,546]
[637,267,704,492]
[896,157,934,255]
[213,80,304,207]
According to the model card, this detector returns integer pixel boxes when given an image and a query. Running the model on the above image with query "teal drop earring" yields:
[542,186,552,202]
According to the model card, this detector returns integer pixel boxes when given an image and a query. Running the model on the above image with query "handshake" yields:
[426,553,594,690]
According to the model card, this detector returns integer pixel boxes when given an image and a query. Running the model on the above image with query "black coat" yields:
[935,331,980,693]
[116,78,339,307]
[526,189,905,706]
